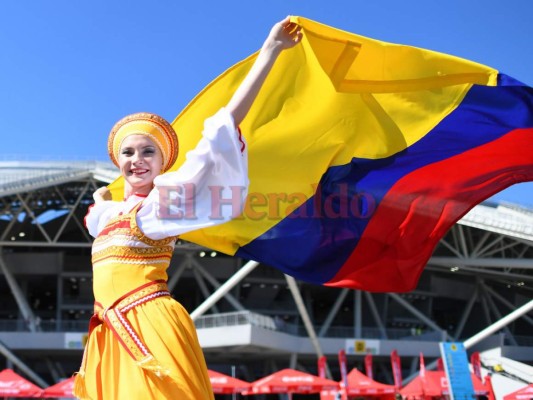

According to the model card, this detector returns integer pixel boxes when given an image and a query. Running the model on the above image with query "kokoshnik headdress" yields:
[108,112,179,173]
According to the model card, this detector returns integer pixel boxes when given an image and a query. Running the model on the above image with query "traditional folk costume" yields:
[74,108,248,400]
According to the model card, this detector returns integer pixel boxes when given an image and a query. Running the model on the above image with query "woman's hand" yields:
[264,16,303,52]
[93,187,112,203]
[226,16,303,127]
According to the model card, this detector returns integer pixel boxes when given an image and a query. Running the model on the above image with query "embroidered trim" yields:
[92,200,177,266]
[77,281,171,386]
[129,203,178,246]
[94,281,170,362]
[130,224,178,246]
[92,245,174,265]
[98,219,131,237]
[120,290,170,313]
[105,290,170,360]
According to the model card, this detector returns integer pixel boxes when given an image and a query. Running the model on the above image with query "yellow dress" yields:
[75,203,214,400]
[75,108,248,399]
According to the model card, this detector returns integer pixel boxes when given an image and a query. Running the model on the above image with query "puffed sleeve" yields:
[136,107,249,240]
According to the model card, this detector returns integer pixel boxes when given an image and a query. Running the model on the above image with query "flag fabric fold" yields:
[110,16,533,292]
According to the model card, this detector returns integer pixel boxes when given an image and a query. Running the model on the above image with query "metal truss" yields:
[431,223,533,285]
[0,177,97,247]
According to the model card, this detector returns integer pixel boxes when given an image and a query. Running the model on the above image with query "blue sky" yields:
[0,1,531,206]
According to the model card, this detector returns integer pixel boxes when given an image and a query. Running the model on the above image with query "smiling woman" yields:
[108,112,176,199]
[73,16,302,400]
[118,135,163,198]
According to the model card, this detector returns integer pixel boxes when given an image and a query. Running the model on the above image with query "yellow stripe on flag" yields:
[109,16,498,255]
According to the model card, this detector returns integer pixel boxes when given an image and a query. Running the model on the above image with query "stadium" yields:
[0,159,531,398]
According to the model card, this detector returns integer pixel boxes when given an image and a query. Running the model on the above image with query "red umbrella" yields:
[245,368,339,397]
[41,376,75,398]
[503,384,533,400]
[0,369,42,398]
[208,370,251,394]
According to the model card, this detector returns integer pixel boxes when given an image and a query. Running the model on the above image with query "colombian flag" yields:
[112,17,533,292]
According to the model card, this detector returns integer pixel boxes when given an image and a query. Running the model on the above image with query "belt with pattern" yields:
[84,280,171,367]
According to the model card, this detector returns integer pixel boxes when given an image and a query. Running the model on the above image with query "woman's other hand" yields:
[93,187,112,203]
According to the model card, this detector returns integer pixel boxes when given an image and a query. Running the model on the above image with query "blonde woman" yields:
[74,17,302,400]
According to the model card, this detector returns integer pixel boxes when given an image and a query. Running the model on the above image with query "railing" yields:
[0,319,89,332]
[193,312,432,341]
[0,315,530,346]
[194,311,277,331]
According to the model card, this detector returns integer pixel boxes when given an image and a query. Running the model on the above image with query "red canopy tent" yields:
[400,371,444,398]
[0,369,42,398]
[208,369,251,394]
[244,368,339,398]
[401,371,488,399]
[503,384,533,400]
[344,368,397,398]
[321,368,397,400]
[41,376,75,398]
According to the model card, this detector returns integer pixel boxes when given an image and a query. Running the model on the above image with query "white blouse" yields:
[85,107,249,240]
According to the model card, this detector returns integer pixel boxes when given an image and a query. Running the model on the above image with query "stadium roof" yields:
[1,160,532,243]
[0,160,119,197]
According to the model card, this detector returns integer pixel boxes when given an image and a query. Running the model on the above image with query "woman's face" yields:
[118,135,163,196]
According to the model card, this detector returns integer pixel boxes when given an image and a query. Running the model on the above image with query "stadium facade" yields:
[0,160,532,393]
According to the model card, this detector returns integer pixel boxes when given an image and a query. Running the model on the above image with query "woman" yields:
[74,17,302,400]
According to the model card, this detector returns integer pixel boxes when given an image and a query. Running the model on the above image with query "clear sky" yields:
[1,0,531,206]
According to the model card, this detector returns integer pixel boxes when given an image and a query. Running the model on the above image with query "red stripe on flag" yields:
[328,127,533,291]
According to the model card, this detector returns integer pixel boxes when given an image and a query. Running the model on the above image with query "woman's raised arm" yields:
[226,16,302,127]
